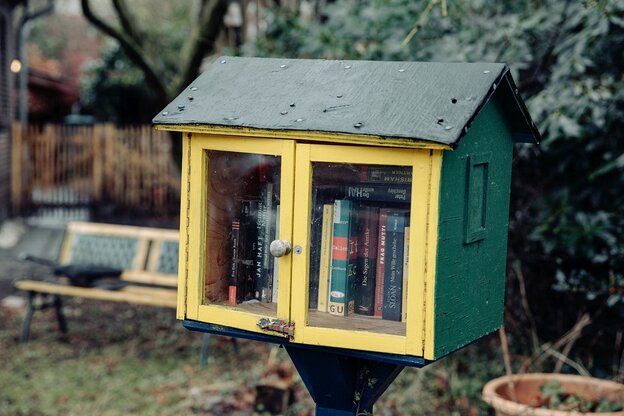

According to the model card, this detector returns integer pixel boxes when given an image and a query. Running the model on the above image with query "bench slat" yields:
[15,280,177,308]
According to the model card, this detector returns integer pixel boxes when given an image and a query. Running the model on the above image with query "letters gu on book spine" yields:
[328,199,359,316]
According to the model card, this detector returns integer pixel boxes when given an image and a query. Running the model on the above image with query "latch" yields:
[257,318,295,339]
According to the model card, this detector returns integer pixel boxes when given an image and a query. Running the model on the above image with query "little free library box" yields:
[153,56,539,363]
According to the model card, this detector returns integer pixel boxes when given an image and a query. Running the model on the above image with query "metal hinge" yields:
[257,318,295,339]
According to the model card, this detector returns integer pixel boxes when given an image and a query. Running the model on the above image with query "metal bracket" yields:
[257,317,295,339]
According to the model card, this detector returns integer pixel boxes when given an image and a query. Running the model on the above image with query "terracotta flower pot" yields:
[482,373,624,416]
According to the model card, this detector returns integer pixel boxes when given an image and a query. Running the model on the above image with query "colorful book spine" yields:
[382,210,408,321]
[328,199,358,316]
[374,209,389,318]
[345,184,411,203]
[355,205,379,315]
[359,165,412,184]
[228,219,240,305]
[317,203,334,312]
[402,226,410,322]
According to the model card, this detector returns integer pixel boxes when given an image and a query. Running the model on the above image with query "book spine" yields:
[374,209,388,318]
[355,205,379,315]
[254,190,267,301]
[317,204,334,312]
[262,182,274,303]
[382,211,407,321]
[237,200,258,303]
[345,184,411,203]
[272,205,280,303]
[307,187,324,309]
[359,165,412,184]
[401,226,410,322]
[228,219,240,305]
[328,199,358,316]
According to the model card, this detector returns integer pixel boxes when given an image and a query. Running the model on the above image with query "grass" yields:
[0,298,505,415]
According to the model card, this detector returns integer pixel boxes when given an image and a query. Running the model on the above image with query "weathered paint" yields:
[176,133,191,319]
[433,98,514,359]
[183,135,296,335]
[154,123,451,150]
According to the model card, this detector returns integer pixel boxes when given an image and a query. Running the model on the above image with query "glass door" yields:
[291,143,435,355]
[185,135,295,335]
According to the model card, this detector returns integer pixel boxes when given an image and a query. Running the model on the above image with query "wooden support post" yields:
[11,122,22,215]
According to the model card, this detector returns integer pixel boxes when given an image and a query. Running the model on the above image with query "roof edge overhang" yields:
[153,123,453,150]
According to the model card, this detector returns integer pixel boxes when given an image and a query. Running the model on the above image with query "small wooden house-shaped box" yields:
[154,57,539,362]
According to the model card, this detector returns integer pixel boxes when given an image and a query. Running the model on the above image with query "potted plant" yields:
[482,373,624,416]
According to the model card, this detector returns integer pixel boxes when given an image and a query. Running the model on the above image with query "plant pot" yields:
[482,373,624,416]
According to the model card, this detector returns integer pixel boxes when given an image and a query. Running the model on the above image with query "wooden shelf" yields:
[307,309,406,336]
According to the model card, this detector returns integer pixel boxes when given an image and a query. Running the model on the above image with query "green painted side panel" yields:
[433,99,514,359]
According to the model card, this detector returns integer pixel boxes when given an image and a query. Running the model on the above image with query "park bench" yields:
[14,221,180,342]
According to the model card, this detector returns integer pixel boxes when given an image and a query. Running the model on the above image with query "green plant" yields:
[539,380,624,412]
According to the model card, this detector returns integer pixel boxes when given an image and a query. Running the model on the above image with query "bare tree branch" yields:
[174,0,228,93]
[111,0,143,47]
[80,0,168,104]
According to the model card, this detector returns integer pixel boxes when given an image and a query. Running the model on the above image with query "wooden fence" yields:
[11,123,181,220]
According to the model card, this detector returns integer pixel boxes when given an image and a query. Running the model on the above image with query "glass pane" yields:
[204,150,281,316]
[307,163,411,336]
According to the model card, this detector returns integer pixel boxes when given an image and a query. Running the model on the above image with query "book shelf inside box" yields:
[307,310,407,336]
[307,163,413,331]
[203,150,281,306]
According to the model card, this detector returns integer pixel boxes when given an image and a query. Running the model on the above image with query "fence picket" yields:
[11,123,180,219]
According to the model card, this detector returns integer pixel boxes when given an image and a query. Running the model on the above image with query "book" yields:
[382,210,408,321]
[317,203,334,312]
[228,219,241,305]
[374,209,389,318]
[308,185,343,309]
[345,184,411,203]
[263,182,275,303]
[359,165,412,184]
[237,200,258,303]
[402,226,410,322]
[272,205,280,303]
[354,205,379,315]
[328,199,359,316]
[254,181,275,302]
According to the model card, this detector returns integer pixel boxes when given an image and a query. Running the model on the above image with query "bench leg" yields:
[20,292,36,343]
[53,295,68,334]
[199,333,212,368]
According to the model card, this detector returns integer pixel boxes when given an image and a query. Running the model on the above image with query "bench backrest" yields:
[59,222,179,284]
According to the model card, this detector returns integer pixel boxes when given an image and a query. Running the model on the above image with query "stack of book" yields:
[228,163,279,305]
[310,166,412,322]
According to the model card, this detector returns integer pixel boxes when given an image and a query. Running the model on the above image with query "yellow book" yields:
[317,203,334,312]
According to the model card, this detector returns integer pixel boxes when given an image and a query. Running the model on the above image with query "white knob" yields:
[270,240,292,257]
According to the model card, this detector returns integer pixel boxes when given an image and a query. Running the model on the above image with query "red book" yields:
[374,209,389,318]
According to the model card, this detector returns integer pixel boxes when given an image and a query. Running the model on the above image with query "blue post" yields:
[285,346,403,415]
[182,320,427,415]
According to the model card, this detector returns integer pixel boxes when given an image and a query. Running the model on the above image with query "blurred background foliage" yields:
[247,0,624,375]
[32,0,623,376]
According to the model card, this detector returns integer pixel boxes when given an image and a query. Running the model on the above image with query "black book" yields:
[345,183,411,203]
[355,205,379,315]
[382,210,408,321]
[237,200,258,303]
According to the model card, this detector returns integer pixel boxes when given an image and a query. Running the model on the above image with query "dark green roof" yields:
[153,57,540,147]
